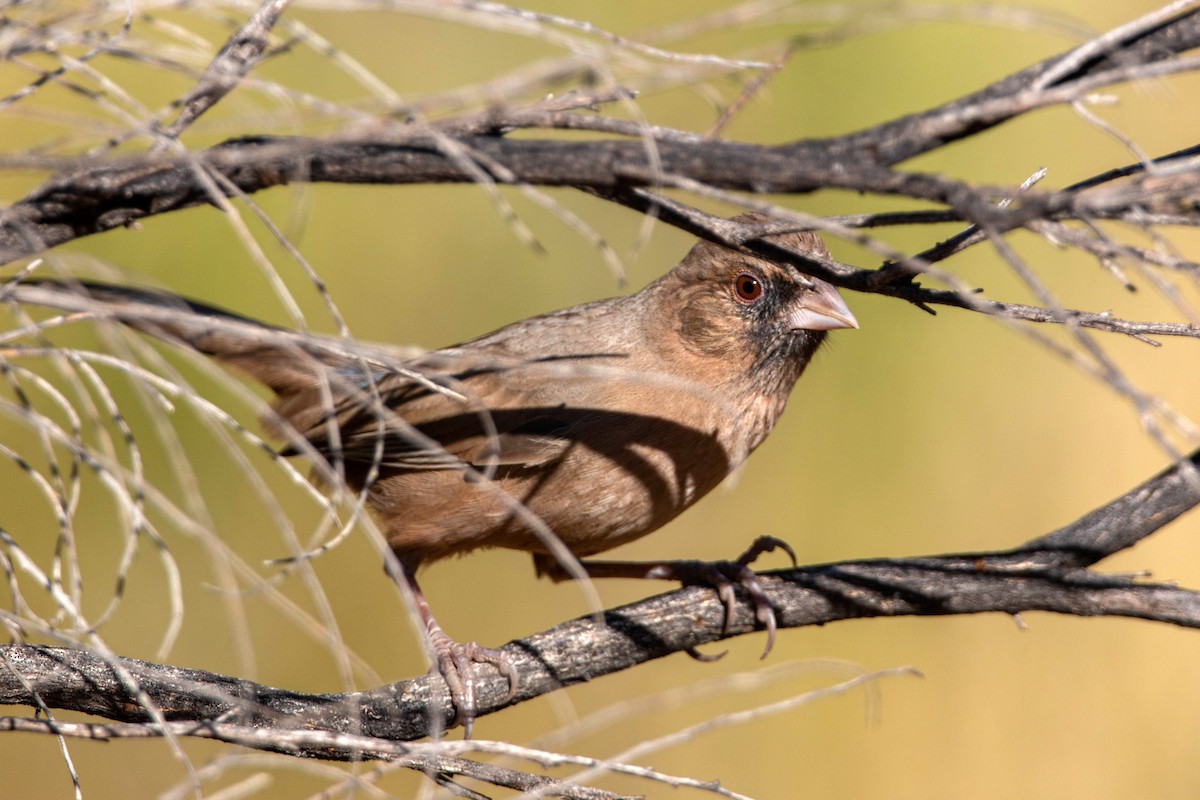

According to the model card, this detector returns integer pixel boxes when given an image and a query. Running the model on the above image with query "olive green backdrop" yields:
[2,1,1199,798]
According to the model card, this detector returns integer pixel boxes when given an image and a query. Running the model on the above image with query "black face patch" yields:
[732,271,831,392]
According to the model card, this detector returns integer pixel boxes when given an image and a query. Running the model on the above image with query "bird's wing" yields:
[272,353,589,472]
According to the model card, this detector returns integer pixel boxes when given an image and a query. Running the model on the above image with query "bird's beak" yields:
[789,278,859,331]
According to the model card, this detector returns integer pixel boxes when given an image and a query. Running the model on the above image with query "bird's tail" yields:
[5,279,342,398]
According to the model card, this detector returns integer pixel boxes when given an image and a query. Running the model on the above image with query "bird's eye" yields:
[732,272,765,305]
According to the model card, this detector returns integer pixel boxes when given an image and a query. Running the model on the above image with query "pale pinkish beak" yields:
[789,278,858,331]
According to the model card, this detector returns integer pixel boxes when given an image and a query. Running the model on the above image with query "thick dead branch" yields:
[1,448,1196,749]
[5,135,1200,340]
[2,8,1199,317]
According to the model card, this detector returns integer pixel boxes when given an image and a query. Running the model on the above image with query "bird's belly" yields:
[379,435,732,563]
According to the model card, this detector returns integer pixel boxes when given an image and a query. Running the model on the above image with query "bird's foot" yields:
[396,563,518,737]
[426,626,518,738]
[541,535,797,660]
[666,535,795,660]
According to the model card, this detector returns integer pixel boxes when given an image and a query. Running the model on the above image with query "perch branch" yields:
[0,449,1197,750]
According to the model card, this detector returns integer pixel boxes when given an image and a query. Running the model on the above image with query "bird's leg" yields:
[535,536,796,658]
[395,563,518,737]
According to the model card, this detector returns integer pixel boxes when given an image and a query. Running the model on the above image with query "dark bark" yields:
[2,449,1196,752]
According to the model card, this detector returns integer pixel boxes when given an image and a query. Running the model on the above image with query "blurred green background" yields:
[3,0,1200,797]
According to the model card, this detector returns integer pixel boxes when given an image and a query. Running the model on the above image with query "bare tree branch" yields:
[3,6,1199,330]
[156,0,294,144]
[1,447,1196,749]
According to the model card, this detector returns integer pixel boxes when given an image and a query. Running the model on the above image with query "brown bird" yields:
[9,215,857,734]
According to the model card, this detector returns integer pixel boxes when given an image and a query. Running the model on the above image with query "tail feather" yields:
[7,279,340,397]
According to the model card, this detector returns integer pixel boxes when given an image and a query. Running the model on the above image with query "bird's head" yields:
[659,221,857,392]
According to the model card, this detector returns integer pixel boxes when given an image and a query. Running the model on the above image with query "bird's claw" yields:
[736,534,797,568]
[705,560,778,659]
[685,645,729,662]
